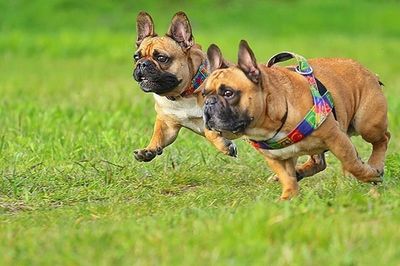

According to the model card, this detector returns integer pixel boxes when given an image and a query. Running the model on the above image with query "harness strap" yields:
[249,52,335,150]
[315,78,337,120]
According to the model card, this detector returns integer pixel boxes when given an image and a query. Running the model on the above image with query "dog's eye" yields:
[133,53,140,62]
[156,55,169,63]
[223,90,234,98]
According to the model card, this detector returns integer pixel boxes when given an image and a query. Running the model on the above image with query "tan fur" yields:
[205,58,390,200]
[134,12,236,162]
[137,37,204,97]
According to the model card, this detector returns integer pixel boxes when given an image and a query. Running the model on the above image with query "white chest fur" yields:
[153,94,204,134]
[258,143,302,160]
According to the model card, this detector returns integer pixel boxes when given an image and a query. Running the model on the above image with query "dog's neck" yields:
[254,66,290,133]
[166,47,208,101]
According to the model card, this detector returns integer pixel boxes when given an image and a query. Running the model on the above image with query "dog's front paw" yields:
[279,186,299,201]
[227,141,237,157]
[133,147,163,162]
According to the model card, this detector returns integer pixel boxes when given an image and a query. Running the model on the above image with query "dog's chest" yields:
[259,144,302,160]
[154,95,204,133]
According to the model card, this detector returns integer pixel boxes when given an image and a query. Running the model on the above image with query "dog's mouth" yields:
[137,77,153,92]
[205,120,247,134]
[205,119,249,140]
[134,69,182,95]
[230,121,249,134]
[203,100,251,140]
[212,129,244,140]
[139,78,182,95]
[138,76,148,82]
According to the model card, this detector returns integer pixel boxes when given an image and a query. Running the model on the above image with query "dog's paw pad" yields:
[133,148,158,162]
[156,147,163,155]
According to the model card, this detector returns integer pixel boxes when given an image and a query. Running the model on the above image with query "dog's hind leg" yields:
[352,86,389,174]
[366,131,390,173]
[324,128,382,183]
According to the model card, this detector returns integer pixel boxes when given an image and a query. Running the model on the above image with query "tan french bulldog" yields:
[203,40,390,200]
[133,11,236,162]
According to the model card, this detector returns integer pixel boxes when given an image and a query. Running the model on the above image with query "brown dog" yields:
[133,12,236,162]
[203,40,390,200]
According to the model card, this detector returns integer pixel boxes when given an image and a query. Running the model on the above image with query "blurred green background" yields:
[1,0,400,265]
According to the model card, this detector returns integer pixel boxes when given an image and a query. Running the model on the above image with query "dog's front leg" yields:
[134,117,181,162]
[204,128,237,157]
[264,156,299,200]
[295,153,327,180]
[268,154,327,182]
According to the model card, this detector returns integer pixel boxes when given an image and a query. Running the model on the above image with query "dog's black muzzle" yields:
[203,95,250,134]
[133,59,181,94]
[203,95,218,130]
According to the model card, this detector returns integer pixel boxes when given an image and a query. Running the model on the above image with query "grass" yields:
[1,0,400,265]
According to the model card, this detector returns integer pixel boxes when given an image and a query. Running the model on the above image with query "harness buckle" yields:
[295,65,313,75]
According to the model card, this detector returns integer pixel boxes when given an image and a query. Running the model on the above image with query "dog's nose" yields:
[137,60,152,70]
[134,60,153,81]
[205,95,218,106]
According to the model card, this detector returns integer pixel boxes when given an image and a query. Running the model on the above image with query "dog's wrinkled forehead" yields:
[205,67,249,94]
[137,36,183,57]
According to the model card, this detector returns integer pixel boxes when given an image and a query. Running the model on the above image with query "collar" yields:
[166,60,209,101]
[249,52,334,150]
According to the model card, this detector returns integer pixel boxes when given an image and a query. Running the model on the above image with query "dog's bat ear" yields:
[207,44,229,72]
[238,40,260,83]
[167,11,194,50]
[136,11,156,47]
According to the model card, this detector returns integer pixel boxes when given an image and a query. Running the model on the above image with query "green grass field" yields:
[1,0,400,265]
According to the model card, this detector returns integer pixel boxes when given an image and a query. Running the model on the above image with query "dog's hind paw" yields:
[363,169,383,183]
[371,169,384,185]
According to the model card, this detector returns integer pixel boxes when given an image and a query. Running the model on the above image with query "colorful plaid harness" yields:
[249,52,335,150]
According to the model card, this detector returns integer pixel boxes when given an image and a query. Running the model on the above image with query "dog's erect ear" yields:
[167,11,194,50]
[136,11,156,47]
[207,44,229,72]
[238,40,260,83]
